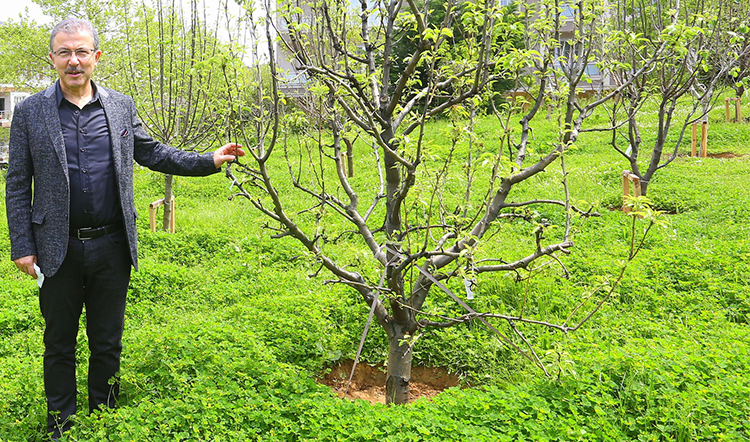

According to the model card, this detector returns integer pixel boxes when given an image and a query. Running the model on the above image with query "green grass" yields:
[2,102,750,440]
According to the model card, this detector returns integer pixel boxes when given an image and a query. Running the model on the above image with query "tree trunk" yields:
[385,329,412,405]
[162,174,174,232]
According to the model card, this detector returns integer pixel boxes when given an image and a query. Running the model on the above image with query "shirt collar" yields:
[55,80,101,108]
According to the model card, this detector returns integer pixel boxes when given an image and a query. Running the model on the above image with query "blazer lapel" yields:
[98,86,124,184]
[41,84,68,177]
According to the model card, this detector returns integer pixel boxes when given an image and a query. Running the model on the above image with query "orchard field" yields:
[2,102,750,441]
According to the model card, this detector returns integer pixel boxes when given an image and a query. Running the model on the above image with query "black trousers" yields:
[39,229,131,435]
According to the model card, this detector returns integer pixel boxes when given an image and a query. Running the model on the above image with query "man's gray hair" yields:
[49,18,100,52]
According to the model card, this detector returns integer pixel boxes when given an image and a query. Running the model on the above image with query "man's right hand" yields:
[13,255,38,279]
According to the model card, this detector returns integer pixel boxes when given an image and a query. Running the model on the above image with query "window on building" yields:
[561,5,575,19]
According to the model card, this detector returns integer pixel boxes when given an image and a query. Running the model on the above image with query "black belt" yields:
[71,224,123,240]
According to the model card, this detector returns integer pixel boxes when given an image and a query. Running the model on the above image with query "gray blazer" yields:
[5,82,219,277]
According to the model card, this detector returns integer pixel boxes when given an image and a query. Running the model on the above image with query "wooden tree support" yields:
[725,97,742,123]
[343,137,354,178]
[149,195,176,233]
[690,122,708,158]
[622,171,641,213]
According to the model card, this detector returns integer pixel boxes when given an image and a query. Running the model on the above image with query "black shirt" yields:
[56,82,122,229]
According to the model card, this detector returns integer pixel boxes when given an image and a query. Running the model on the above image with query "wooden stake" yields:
[149,195,176,233]
[725,97,743,122]
[701,121,708,158]
[340,153,347,176]
[169,195,176,233]
[726,97,732,122]
[622,170,641,213]
[736,98,742,122]
[149,198,164,232]
[343,137,354,178]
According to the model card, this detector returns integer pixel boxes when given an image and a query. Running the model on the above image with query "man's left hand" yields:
[213,143,245,168]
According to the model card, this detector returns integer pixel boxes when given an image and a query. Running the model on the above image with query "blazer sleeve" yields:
[127,97,219,176]
[5,100,38,260]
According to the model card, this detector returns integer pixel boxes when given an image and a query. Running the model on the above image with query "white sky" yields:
[0,0,270,63]
[0,0,266,26]
[0,0,53,24]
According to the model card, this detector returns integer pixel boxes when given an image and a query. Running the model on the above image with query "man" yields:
[5,18,244,439]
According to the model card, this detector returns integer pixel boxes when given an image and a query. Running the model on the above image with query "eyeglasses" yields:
[51,48,97,60]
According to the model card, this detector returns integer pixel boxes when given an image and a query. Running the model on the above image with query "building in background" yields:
[525,0,615,93]
[0,85,30,127]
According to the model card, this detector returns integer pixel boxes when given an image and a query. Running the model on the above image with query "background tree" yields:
[111,0,231,231]
[0,0,137,91]
[0,17,51,91]
[386,0,521,110]
[0,0,125,90]
[603,0,750,195]
[722,1,750,98]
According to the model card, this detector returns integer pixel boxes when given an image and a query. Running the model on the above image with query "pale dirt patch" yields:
[706,152,748,159]
[668,151,749,159]
[318,360,460,404]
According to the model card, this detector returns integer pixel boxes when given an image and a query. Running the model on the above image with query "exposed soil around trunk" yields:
[706,152,748,159]
[318,360,460,404]
[609,205,678,215]
[671,151,748,159]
